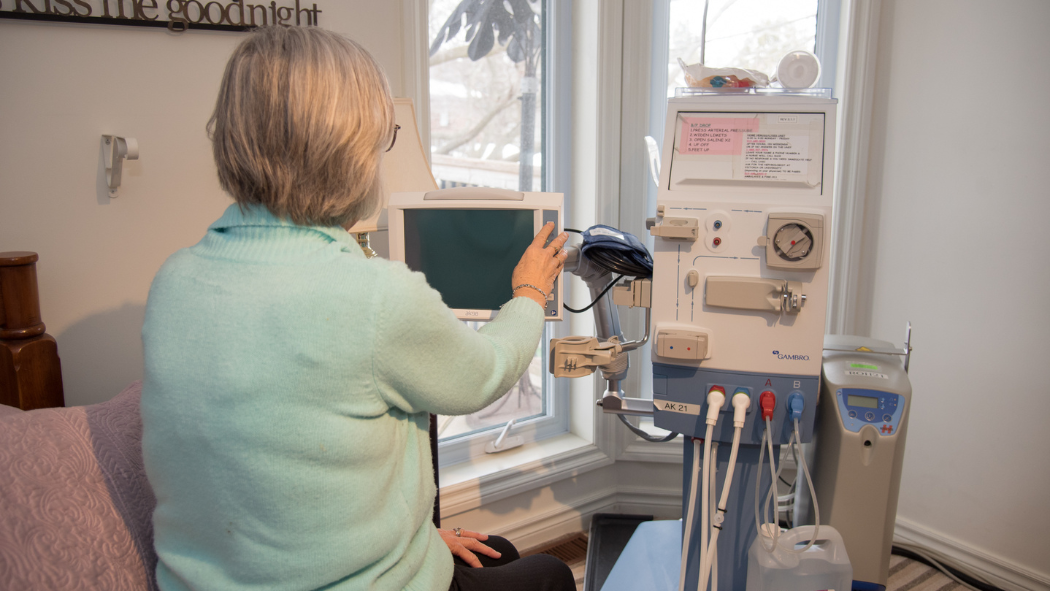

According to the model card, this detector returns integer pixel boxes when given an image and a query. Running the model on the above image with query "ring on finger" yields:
[453,527,463,537]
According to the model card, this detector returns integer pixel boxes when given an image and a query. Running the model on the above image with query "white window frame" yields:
[410,0,578,469]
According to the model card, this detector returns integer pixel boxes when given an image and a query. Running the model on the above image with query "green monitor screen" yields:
[403,209,534,313]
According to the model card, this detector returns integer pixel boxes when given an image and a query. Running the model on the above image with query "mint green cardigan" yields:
[141,204,544,591]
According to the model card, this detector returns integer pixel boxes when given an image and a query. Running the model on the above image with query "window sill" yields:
[439,432,613,517]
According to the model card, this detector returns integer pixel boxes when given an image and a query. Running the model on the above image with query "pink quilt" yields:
[0,381,157,591]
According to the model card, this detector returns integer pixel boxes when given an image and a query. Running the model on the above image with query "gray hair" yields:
[208,27,394,227]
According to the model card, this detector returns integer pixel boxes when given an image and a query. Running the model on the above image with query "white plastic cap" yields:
[777,50,821,89]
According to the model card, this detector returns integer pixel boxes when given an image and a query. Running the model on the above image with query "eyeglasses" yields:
[386,124,401,152]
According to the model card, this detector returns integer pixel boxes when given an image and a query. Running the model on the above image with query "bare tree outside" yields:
[429,0,543,192]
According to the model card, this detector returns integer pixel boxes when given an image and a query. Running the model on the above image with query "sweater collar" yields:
[209,203,360,250]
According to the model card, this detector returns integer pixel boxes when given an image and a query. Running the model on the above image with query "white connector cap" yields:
[706,386,726,425]
[732,391,751,427]
[758,523,780,539]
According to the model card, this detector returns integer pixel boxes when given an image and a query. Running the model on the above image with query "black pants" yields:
[448,536,576,591]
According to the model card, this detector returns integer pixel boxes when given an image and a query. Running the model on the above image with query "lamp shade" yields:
[347,98,437,233]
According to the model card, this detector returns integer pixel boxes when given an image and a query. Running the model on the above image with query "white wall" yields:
[860,0,1050,585]
[0,4,407,406]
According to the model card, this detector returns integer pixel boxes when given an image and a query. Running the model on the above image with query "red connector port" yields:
[759,390,776,421]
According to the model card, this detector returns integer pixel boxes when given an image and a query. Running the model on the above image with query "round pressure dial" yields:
[772,223,814,261]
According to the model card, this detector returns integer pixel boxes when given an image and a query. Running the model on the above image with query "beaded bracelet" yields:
[513,283,548,301]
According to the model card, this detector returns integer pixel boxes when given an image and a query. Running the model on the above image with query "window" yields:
[427,0,569,464]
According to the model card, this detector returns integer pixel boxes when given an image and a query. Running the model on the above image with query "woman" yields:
[141,26,573,591]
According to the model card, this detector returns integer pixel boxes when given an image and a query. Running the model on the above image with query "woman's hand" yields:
[438,528,501,568]
[511,222,570,309]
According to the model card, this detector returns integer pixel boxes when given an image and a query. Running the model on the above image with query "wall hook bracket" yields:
[101,135,139,197]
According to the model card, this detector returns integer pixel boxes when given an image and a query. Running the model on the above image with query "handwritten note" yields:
[678,117,760,156]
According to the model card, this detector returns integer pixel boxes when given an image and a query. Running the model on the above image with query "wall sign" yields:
[0,0,322,32]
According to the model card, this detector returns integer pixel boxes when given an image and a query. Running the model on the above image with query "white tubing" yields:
[680,437,704,591]
[785,418,820,554]
[699,434,713,590]
[702,441,719,591]
[698,426,742,590]
[766,418,781,550]
[754,418,782,553]
[710,445,718,590]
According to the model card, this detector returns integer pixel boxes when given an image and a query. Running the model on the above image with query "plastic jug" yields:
[746,525,852,591]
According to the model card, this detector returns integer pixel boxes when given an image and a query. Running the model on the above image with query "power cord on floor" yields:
[891,543,1004,591]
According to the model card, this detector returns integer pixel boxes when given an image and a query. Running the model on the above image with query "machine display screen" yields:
[403,208,534,311]
[847,394,879,408]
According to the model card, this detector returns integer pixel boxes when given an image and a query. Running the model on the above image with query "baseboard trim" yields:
[495,486,620,551]
[894,516,1050,591]
[487,483,685,551]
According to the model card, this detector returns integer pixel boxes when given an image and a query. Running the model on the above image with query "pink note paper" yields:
[679,117,760,155]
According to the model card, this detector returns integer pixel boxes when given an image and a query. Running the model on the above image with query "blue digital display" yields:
[837,388,904,435]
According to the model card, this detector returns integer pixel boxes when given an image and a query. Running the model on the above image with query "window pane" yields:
[429,0,544,191]
[668,0,818,96]
[436,336,546,441]
[428,0,549,443]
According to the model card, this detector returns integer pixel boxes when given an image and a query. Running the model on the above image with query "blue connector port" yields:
[787,392,805,420]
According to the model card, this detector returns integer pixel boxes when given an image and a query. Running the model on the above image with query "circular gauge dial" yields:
[772,223,814,261]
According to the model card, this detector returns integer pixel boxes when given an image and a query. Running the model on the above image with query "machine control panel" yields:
[836,388,905,435]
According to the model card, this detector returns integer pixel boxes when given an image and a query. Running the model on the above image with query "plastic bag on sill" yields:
[677,57,770,89]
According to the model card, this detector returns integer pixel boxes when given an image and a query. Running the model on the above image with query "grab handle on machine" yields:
[705,276,805,314]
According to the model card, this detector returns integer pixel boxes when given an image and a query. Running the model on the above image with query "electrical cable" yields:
[894,542,997,586]
[563,273,624,314]
[616,414,678,442]
[584,248,653,278]
[892,544,1003,591]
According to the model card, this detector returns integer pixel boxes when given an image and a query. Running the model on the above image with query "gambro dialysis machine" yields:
[647,88,837,591]
[547,87,840,591]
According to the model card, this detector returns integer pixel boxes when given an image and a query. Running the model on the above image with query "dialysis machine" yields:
[552,87,838,591]
[652,89,836,590]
